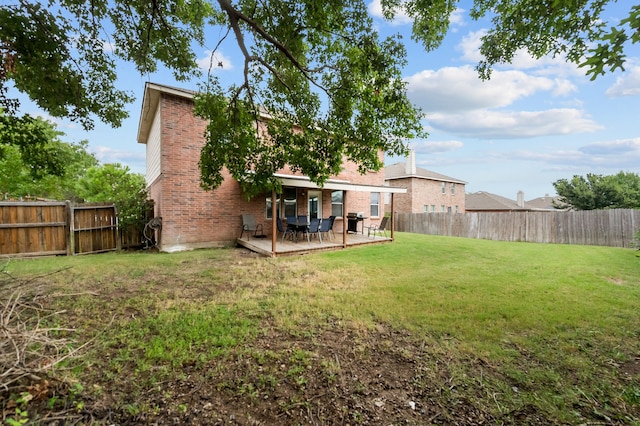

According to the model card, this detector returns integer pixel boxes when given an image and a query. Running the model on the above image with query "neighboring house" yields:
[136,82,404,253]
[466,190,541,212]
[384,151,467,214]
[526,194,563,211]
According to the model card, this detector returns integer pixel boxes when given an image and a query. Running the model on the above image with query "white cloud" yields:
[91,146,146,167]
[550,78,578,96]
[449,8,465,28]
[412,140,464,153]
[458,30,485,63]
[405,66,559,112]
[505,143,640,170]
[197,50,233,71]
[457,29,584,79]
[368,1,465,28]
[367,0,412,25]
[102,41,116,53]
[426,108,602,139]
[605,66,640,97]
[579,138,640,155]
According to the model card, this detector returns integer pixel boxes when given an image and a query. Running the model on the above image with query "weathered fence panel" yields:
[70,203,119,255]
[0,202,68,257]
[1,201,127,257]
[395,209,640,248]
[1,201,154,257]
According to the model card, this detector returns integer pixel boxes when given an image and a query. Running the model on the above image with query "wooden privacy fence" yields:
[395,209,640,248]
[0,201,150,257]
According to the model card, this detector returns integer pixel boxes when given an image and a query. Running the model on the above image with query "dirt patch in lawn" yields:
[66,324,510,425]
[15,321,566,426]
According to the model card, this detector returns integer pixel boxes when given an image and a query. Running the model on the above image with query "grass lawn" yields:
[3,233,640,425]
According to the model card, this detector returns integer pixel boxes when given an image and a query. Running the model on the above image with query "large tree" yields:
[0,132,99,201]
[552,172,640,210]
[0,110,71,178]
[1,1,638,195]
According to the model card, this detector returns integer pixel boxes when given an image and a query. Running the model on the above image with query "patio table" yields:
[286,218,309,242]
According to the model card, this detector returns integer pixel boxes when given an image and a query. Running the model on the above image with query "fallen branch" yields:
[0,259,90,394]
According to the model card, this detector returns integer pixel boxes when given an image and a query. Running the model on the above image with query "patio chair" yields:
[297,215,308,227]
[365,216,389,239]
[240,214,265,240]
[319,216,335,241]
[328,215,336,239]
[276,217,296,242]
[303,218,322,243]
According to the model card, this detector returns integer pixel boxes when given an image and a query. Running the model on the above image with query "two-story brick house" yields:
[137,82,405,254]
[384,151,467,214]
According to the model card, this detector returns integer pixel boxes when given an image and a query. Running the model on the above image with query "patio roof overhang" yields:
[274,173,407,194]
[258,175,404,258]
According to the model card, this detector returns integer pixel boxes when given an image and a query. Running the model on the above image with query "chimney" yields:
[405,149,416,175]
[516,190,524,208]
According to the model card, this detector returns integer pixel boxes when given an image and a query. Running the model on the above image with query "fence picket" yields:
[395,209,640,248]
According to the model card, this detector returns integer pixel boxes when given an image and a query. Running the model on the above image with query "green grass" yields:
[4,233,640,424]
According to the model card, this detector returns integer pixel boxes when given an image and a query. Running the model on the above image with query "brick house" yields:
[384,151,467,214]
[137,82,405,253]
[466,191,562,212]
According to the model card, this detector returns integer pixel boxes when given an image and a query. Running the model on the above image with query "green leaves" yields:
[0,3,133,130]
[460,0,638,81]
[552,172,640,210]
[194,1,424,196]
[0,112,68,178]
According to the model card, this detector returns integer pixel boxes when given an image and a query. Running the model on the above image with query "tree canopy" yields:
[552,172,640,210]
[76,163,149,229]
[0,110,73,178]
[2,1,638,194]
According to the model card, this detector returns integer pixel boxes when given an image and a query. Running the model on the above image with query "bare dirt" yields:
[18,321,561,426]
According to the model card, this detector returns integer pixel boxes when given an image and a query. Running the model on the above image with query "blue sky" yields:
[12,1,640,201]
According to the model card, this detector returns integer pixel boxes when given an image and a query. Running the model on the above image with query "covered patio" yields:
[237,231,390,257]
[238,174,406,257]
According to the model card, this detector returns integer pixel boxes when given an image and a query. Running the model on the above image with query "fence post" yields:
[115,204,122,251]
[66,201,74,256]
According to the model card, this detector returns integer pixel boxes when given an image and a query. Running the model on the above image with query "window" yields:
[450,183,455,195]
[423,205,429,213]
[441,204,445,212]
[441,182,446,194]
[331,190,343,217]
[266,187,297,219]
[455,205,459,213]
[370,192,380,217]
[266,195,279,219]
[431,204,436,212]
[283,187,297,218]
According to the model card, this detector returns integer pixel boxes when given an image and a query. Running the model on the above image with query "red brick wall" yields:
[386,178,466,214]
[154,94,262,250]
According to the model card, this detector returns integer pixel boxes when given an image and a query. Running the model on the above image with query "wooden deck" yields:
[236,231,391,257]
